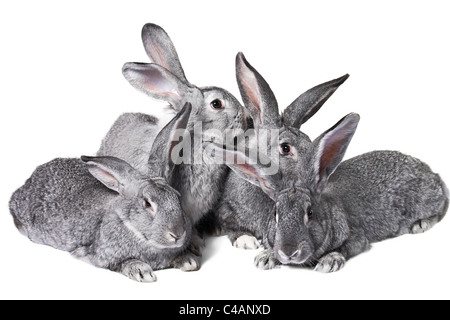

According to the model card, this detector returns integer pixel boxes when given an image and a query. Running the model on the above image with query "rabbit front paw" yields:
[314,252,346,273]
[254,249,280,270]
[234,235,261,250]
[411,216,440,234]
[120,259,157,282]
[172,253,201,272]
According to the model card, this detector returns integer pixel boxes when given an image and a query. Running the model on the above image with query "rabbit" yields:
[208,112,448,272]
[9,104,199,282]
[206,52,350,250]
[204,54,448,272]
[97,23,250,254]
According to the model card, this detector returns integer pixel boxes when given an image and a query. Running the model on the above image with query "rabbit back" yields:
[97,113,159,174]
[10,158,110,251]
[328,150,448,242]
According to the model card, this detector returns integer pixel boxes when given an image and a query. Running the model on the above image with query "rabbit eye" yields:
[307,207,313,218]
[143,199,156,213]
[280,143,291,155]
[304,206,313,224]
[210,99,224,109]
[143,200,152,209]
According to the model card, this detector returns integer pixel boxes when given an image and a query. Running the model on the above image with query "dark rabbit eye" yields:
[307,206,313,218]
[143,199,157,213]
[210,99,224,109]
[143,199,152,209]
[280,143,291,155]
[305,205,313,224]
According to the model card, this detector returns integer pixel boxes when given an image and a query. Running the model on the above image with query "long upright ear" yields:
[81,156,140,197]
[141,23,189,84]
[310,113,360,193]
[282,74,349,128]
[147,103,192,180]
[122,62,191,112]
[203,142,280,201]
[236,52,281,130]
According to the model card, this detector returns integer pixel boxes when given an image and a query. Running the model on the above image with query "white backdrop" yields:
[1,0,449,300]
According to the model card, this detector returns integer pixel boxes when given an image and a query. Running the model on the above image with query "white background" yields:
[1,1,449,300]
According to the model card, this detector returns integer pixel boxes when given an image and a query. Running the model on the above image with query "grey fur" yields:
[215,119,449,273]
[98,112,159,174]
[9,104,199,282]
[211,52,349,245]
[271,144,449,272]
[97,24,249,254]
[211,55,448,272]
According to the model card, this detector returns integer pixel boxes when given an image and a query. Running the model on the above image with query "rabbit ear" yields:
[282,74,349,128]
[310,113,360,193]
[81,156,140,197]
[141,23,189,84]
[236,52,281,130]
[148,103,192,180]
[203,142,280,201]
[122,62,191,112]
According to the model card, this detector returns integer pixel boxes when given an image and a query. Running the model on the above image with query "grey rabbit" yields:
[207,52,350,250]
[97,23,249,254]
[9,104,199,282]
[210,115,448,272]
[207,54,449,272]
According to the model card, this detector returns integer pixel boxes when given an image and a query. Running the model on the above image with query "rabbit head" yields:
[122,23,248,142]
[212,52,349,198]
[273,113,360,264]
[82,103,193,250]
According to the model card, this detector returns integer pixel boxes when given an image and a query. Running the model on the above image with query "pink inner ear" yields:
[136,68,179,97]
[100,170,118,188]
[319,142,339,180]
[90,166,119,191]
[146,39,170,71]
[318,129,348,181]
[240,68,262,124]
[237,162,271,191]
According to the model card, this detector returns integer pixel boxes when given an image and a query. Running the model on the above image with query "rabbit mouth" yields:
[275,246,312,265]
[276,251,308,265]
[146,238,185,250]
[145,231,187,249]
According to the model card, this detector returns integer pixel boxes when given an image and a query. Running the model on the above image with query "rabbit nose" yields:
[277,244,303,264]
[168,230,186,243]
[280,243,299,256]
[278,249,300,260]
